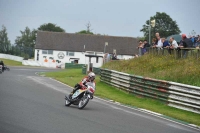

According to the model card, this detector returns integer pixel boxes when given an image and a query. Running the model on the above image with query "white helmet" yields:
[88,72,95,81]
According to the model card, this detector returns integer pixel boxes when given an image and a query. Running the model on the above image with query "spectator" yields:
[137,40,144,56]
[155,32,160,45]
[178,34,193,58]
[169,37,178,49]
[152,38,157,46]
[143,40,150,52]
[162,38,170,48]
[196,35,200,47]
[167,37,178,54]
[112,53,117,60]
[153,36,163,48]
[191,36,195,47]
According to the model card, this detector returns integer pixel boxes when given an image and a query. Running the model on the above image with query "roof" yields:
[35,31,138,55]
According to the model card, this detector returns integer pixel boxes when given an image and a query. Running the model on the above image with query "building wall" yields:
[34,49,104,68]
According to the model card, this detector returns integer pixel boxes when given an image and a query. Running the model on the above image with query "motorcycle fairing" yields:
[72,89,87,99]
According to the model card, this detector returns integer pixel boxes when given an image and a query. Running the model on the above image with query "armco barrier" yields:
[0,53,23,62]
[100,68,200,114]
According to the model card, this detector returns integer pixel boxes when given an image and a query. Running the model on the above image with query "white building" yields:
[34,31,138,68]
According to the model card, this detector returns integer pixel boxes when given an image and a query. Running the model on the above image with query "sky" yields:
[0,0,200,44]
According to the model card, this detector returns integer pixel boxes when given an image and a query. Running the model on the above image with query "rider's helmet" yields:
[88,72,95,82]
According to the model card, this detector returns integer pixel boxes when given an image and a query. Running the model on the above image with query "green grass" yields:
[102,54,200,87]
[42,69,200,126]
[0,58,22,66]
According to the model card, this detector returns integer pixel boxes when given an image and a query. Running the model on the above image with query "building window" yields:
[68,52,74,56]
[42,50,53,55]
[42,50,48,54]
[66,51,74,56]
[48,50,53,55]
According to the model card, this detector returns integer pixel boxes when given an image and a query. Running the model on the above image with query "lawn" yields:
[42,69,200,126]
[0,58,22,66]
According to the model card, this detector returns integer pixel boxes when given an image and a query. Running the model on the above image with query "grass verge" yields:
[0,58,22,66]
[102,54,200,87]
[41,69,200,126]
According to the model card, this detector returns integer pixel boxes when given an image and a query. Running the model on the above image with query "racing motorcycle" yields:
[4,65,10,71]
[65,82,95,109]
[0,65,2,74]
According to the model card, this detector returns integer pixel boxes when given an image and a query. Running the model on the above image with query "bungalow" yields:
[35,31,138,68]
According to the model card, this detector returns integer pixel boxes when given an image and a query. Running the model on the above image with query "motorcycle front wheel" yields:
[78,95,89,109]
[65,95,72,106]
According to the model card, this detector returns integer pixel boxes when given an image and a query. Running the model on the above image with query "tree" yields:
[76,22,94,35]
[15,27,37,58]
[15,27,36,48]
[38,23,65,32]
[140,12,181,41]
[76,30,94,35]
[0,25,11,54]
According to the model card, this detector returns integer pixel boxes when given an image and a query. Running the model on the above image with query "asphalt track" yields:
[0,67,199,133]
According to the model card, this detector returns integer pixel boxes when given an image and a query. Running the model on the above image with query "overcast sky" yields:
[0,0,200,44]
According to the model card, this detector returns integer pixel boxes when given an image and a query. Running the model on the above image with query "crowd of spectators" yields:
[137,32,200,58]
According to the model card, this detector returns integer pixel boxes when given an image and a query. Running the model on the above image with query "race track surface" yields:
[0,67,199,133]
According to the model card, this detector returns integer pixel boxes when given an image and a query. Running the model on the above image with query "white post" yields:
[104,42,108,53]
[149,18,151,44]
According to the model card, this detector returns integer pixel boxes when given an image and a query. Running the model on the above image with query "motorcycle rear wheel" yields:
[78,95,89,109]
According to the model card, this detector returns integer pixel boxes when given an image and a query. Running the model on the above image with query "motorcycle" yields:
[4,65,10,71]
[0,65,2,74]
[65,82,95,109]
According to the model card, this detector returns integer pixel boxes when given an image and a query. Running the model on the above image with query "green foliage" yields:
[137,36,145,41]
[38,23,65,32]
[42,69,200,125]
[76,22,94,35]
[15,27,37,48]
[76,30,94,35]
[140,12,181,40]
[102,54,200,87]
[0,25,11,54]
[14,27,36,58]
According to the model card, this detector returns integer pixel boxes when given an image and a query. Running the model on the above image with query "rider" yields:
[0,61,5,72]
[70,72,96,96]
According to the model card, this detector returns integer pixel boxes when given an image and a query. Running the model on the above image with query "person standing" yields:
[153,36,163,48]
[178,34,193,58]
[170,37,178,49]
[137,40,144,56]
[143,40,150,52]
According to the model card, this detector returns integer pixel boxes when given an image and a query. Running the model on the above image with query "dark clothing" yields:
[155,39,158,45]
[0,62,5,72]
[163,40,170,47]
[144,43,150,48]
[143,43,150,53]
[182,38,193,48]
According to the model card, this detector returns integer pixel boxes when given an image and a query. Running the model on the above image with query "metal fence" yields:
[100,68,200,114]
[65,63,85,69]
[148,47,200,59]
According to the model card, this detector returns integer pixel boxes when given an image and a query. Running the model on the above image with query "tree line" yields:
[0,12,181,59]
